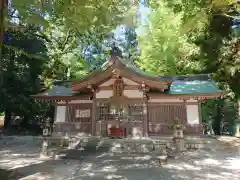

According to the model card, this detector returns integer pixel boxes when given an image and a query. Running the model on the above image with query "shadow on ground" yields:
[0,168,23,180]
[0,136,239,180]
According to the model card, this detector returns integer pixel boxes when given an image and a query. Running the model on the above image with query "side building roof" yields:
[31,85,88,101]
[167,74,223,95]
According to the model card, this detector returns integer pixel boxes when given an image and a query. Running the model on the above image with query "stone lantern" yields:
[172,120,186,153]
[173,125,184,139]
[42,118,52,137]
[40,118,52,157]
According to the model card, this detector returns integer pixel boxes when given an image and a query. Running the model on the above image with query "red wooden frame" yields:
[108,127,125,137]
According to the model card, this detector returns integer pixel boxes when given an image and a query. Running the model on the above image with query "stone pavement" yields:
[0,136,239,180]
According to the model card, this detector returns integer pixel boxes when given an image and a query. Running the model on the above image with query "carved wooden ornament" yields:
[113,78,124,97]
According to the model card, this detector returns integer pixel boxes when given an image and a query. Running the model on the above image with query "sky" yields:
[139,2,151,25]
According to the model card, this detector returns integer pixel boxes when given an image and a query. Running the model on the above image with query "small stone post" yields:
[41,137,49,157]
[40,118,52,157]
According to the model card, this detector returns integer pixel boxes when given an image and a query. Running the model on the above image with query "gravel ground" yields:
[0,136,240,180]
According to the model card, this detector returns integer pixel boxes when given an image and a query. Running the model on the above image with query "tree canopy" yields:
[0,0,239,135]
[136,0,240,135]
[137,0,202,75]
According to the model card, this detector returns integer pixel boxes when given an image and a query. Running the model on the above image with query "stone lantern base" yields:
[40,137,49,158]
[172,125,187,153]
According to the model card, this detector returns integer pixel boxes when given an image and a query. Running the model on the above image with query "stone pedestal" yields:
[175,138,186,152]
[40,137,49,157]
[235,122,240,137]
[40,119,52,157]
[172,125,186,152]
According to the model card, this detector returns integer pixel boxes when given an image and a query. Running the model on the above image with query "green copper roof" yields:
[37,79,222,97]
[35,71,223,97]
[36,85,76,96]
[168,79,222,94]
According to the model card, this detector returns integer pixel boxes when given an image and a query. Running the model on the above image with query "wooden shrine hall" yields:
[32,49,224,138]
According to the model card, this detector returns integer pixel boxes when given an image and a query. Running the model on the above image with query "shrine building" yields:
[32,50,224,138]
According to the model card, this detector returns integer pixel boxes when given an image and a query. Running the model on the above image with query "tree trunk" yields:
[0,0,7,62]
[213,99,224,135]
[4,108,11,129]
[236,99,240,137]
[0,1,7,112]
[209,123,213,135]
[238,99,240,117]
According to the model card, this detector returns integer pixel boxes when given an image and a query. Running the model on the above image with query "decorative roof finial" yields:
[110,44,122,58]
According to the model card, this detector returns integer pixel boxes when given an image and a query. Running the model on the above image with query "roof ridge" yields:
[174,73,210,77]
[158,74,211,81]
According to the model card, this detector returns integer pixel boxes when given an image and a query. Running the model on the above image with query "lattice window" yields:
[128,104,143,122]
[99,103,109,121]
[108,105,119,121]
[98,103,130,122]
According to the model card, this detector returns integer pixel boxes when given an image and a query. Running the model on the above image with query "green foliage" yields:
[165,0,211,34]
[217,37,240,98]
[116,27,139,63]
[0,26,51,129]
[0,0,239,135]
[137,0,202,75]
[10,0,137,33]
[0,0,138,70]
[76,26,138,72]
[137,0,240,135]
[41,21,90,86]
[195,8,240,99]
[202,98,239,135]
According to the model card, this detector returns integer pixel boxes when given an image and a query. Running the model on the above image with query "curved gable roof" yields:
[72,55,172,91]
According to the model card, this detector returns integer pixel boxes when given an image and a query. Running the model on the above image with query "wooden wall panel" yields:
[67,104,92,122]
[147,104,187,135]
[148,123,172,135]
[184,124,202,136]
[148,104,187,123]
[53,104,93,136]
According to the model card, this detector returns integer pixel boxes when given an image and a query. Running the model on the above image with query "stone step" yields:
[48,136,216,156]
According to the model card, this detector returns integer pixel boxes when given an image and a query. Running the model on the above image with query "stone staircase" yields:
[47,136,221,159]
[49,137,168,157]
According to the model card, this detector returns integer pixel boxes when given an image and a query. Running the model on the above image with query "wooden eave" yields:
[31,94,92,101]
[72,55,172,91]
[148,92,226,100]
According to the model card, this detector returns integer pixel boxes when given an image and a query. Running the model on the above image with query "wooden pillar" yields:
[143,102,148,137]
[141,83,149,137]
[65,101,69,122]
[198,100,203,135]
[91,101,97,136]
[91,88,97,136]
